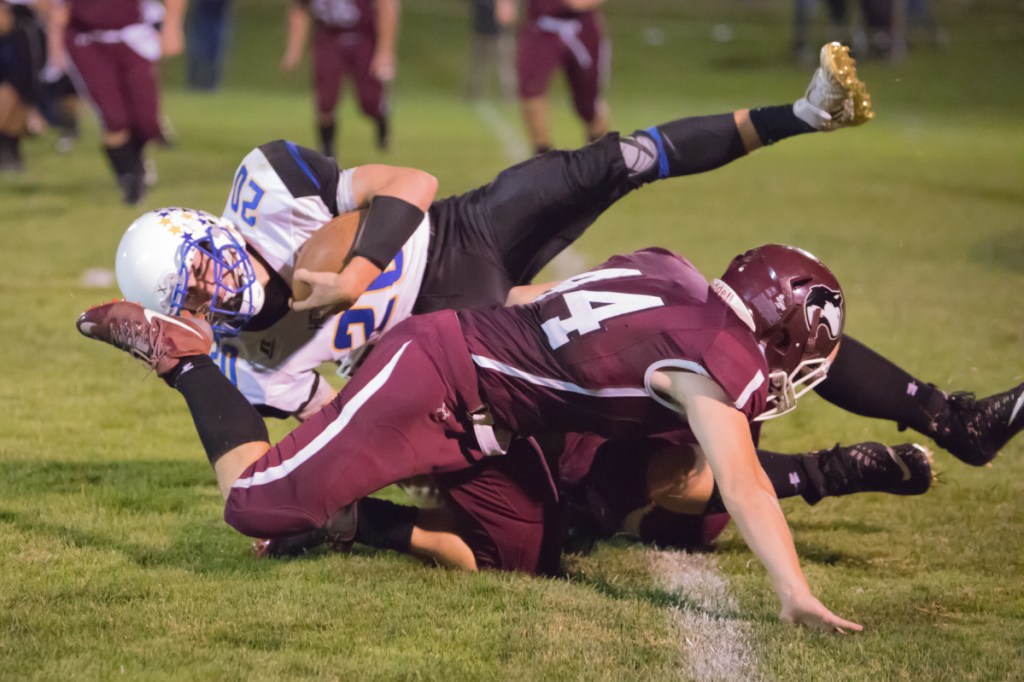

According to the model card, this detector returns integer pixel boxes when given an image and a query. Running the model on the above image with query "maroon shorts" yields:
[225,311,486,539]
[516,14,607,121]
[65,34,162,139]
[312,24,385,119]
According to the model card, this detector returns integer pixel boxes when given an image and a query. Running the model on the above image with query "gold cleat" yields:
[795,42,875,131]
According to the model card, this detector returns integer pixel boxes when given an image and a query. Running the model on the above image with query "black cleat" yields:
[252,503,358,559]
[324,503,358,552]
[818,442,933,497]
[253,529,328,559]
[119,171,146,205]
[929,383,1024,466]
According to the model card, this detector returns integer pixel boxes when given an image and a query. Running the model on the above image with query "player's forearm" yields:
[505,281,558,306]
[44,2,69,69]
[563,0,605,12]
[162,0,187,32]
[284,4,311,59]
[160,0,187,57]
[334,256,383,303]
[374,0,399,57]
[717,471,812,602]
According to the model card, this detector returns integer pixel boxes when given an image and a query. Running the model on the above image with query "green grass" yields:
[2,0,1022,679]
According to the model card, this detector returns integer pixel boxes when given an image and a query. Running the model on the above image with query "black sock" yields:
[815,335,944,435]
[318,123,336,158]
[354,497,417,553]
[756,449,827,505]
[748,104,816,146]
[165,354,269,465]
[375,116,389,150]
[624,113,747,185]
[104,141,138,177]
[129,134,147,173]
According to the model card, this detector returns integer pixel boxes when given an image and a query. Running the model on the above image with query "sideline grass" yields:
[1,1,1022,679]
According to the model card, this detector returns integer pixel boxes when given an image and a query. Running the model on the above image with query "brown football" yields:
[292,209,366,302]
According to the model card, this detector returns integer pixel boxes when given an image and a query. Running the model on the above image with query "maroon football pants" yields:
[312,25,385,120]
[65,36,162,139]
[225,311,484,538]
[516,14,607,122]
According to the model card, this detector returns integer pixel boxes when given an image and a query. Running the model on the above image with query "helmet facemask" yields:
[169,224,264,338]
[717,245,845,421]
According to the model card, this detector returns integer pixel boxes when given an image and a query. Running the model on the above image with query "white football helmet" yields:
[115,207,265,338]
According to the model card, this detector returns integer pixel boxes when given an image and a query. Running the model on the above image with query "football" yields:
[292,209,367,302]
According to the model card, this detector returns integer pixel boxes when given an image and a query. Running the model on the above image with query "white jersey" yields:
[213,140,431,416]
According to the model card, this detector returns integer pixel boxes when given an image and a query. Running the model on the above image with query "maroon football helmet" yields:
[712,244,845,420]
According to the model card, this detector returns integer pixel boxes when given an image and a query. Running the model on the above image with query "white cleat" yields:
[794,42,875,131]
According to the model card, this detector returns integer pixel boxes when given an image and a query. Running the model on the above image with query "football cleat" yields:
[794,42,874,131]
[928,383,1024,466]
[76,300,213,377]
[818,442,933,497]
[119,171,146,206]
[324,503,358,552]
[252,503,358,559]
[253,529,328,559]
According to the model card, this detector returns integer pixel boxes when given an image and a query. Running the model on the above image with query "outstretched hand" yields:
[780,592,863,634]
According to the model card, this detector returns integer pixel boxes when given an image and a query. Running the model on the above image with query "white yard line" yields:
[473,100,587,280]
[646,549,762,682]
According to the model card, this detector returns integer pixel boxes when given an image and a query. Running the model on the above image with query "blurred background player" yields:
[0,0,44,171]
[502,0,609,155]
[184,0,232,91]
[280,0,398,157]
[44,0,185,204]
[464,0,515,102]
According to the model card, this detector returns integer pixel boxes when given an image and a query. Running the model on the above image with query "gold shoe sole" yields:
[822,42,875,126]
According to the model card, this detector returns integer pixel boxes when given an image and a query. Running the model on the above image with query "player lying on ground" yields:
[114,43,1022,470]
[83,243,920,632]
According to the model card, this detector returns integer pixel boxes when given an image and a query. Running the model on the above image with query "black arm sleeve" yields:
[351,195,425,270]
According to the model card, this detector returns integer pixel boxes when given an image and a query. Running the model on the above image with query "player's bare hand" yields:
[161,25,184,58]
[371,51,396,82]
[290,268,358,316]
[280,51,301,72]
[495,0,517,26]
[780,592,863,634]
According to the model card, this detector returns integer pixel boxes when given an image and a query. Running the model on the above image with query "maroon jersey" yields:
[458,248,769,440]
[301,0,375,33]
[67,0,145,31]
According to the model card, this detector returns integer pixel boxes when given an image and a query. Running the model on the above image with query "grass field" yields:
[1,0,1022,679]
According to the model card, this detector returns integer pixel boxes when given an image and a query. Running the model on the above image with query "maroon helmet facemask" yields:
[712,244,845,420]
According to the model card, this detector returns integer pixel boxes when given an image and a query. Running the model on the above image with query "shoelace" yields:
[107,319,168,371]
